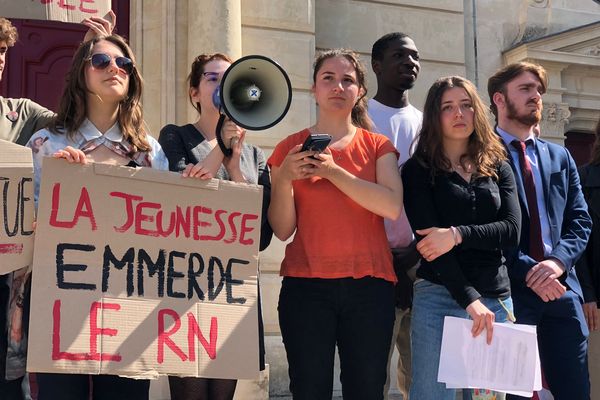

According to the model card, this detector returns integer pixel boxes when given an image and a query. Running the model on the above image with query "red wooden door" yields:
[0,0,129,112]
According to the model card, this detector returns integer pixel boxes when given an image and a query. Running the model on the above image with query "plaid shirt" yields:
[27,119,168,207]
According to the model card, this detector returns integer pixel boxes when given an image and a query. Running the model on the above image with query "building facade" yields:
[3,1,596,398]
[127,1,600,397]
[1,0,598,399]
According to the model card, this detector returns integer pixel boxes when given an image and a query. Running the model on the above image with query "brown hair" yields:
[487,61,548,121]
[591,119,600,166]
[313,49,373,131]
[49,34,150,153]
[187,53,233,113]
[0,17,18,47]
[414,76,506,180]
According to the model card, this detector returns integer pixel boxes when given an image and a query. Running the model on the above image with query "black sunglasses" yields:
[88,53,134,75]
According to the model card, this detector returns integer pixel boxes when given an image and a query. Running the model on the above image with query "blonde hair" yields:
[0,18,18,47]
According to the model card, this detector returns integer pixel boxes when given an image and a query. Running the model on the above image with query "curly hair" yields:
[0,17,18,47]
[414,76,506,180]
[371,32,409,62]
[313,48,373,131]
[48,34,150,153]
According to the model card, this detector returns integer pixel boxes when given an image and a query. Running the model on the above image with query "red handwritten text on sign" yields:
[39,0,99,14]
[48,184,259,246]
[51,300,219,363]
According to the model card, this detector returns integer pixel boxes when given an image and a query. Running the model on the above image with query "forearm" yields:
[506,250,537,287]
[328,169,401,219]
[549,153,592,271]
[158,128,188,172]
[457,219,520,250]
[427,252,482,309]
[201,146,227,177]
[258,158,273,251]
[459,163,521,250]
[268,178,297,241]
[227,168,246,183]
[549,212,591,272]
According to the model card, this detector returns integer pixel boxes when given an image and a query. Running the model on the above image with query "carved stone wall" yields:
[129,2,600,398]
[541,102,571,143]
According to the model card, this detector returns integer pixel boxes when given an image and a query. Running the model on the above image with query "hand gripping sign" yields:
[27,158,262,379]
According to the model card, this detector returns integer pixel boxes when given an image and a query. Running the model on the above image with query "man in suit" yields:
[488,61,592,399]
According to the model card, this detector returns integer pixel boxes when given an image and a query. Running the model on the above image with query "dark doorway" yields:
[565,131,595,166]
[0,0,130,112]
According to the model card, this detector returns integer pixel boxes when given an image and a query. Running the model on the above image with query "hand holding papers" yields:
[438,316,542,397]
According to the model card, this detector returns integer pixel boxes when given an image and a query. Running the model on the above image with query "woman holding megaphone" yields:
[158,53,272,400]
[267,49,403,399]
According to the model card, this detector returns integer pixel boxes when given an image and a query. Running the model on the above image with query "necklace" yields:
[452,162,474,183]
[453,163,472,172]
[452,159,474,172]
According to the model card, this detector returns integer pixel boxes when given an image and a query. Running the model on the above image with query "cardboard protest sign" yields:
[0,140,35,274]
[0,0,111,24]
[27,158,262,379]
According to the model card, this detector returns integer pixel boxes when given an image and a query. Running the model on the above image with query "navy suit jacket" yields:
[502,136,591,307]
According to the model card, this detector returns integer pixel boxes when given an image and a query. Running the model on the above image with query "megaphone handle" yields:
[215,113,233,157]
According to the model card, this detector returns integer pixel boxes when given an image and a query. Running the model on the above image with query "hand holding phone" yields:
[301,134,332,156]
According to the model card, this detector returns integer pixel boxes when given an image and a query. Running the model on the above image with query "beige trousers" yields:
[383,307,412,400]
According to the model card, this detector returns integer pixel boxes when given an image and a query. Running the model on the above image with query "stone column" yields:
[187,0,242,121]
[538,61,569,144]
[187,0,241,59]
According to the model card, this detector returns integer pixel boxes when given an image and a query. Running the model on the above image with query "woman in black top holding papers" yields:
[577,119,600,331]
[401,76,521,400]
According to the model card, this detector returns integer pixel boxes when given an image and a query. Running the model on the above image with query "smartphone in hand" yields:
[301,134,332,156]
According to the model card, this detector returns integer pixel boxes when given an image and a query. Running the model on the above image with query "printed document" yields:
[438,316,541,397]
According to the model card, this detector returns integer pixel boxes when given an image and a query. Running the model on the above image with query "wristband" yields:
[450,226,459,246]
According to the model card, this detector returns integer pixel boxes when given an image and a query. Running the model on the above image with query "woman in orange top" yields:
[268,49,403,400]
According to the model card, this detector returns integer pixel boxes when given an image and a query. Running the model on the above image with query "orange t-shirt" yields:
[268,128,398,283]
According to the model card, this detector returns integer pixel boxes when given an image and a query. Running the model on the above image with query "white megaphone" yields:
[212,55,292,156]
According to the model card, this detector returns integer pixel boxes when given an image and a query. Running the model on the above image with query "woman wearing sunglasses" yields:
[0,15,113,400]
[26,34,167,400]
[158,53,272,400]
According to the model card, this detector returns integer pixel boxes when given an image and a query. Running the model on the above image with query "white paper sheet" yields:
[438,316,542,397]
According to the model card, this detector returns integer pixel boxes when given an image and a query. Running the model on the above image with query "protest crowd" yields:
[0,5,599,400]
